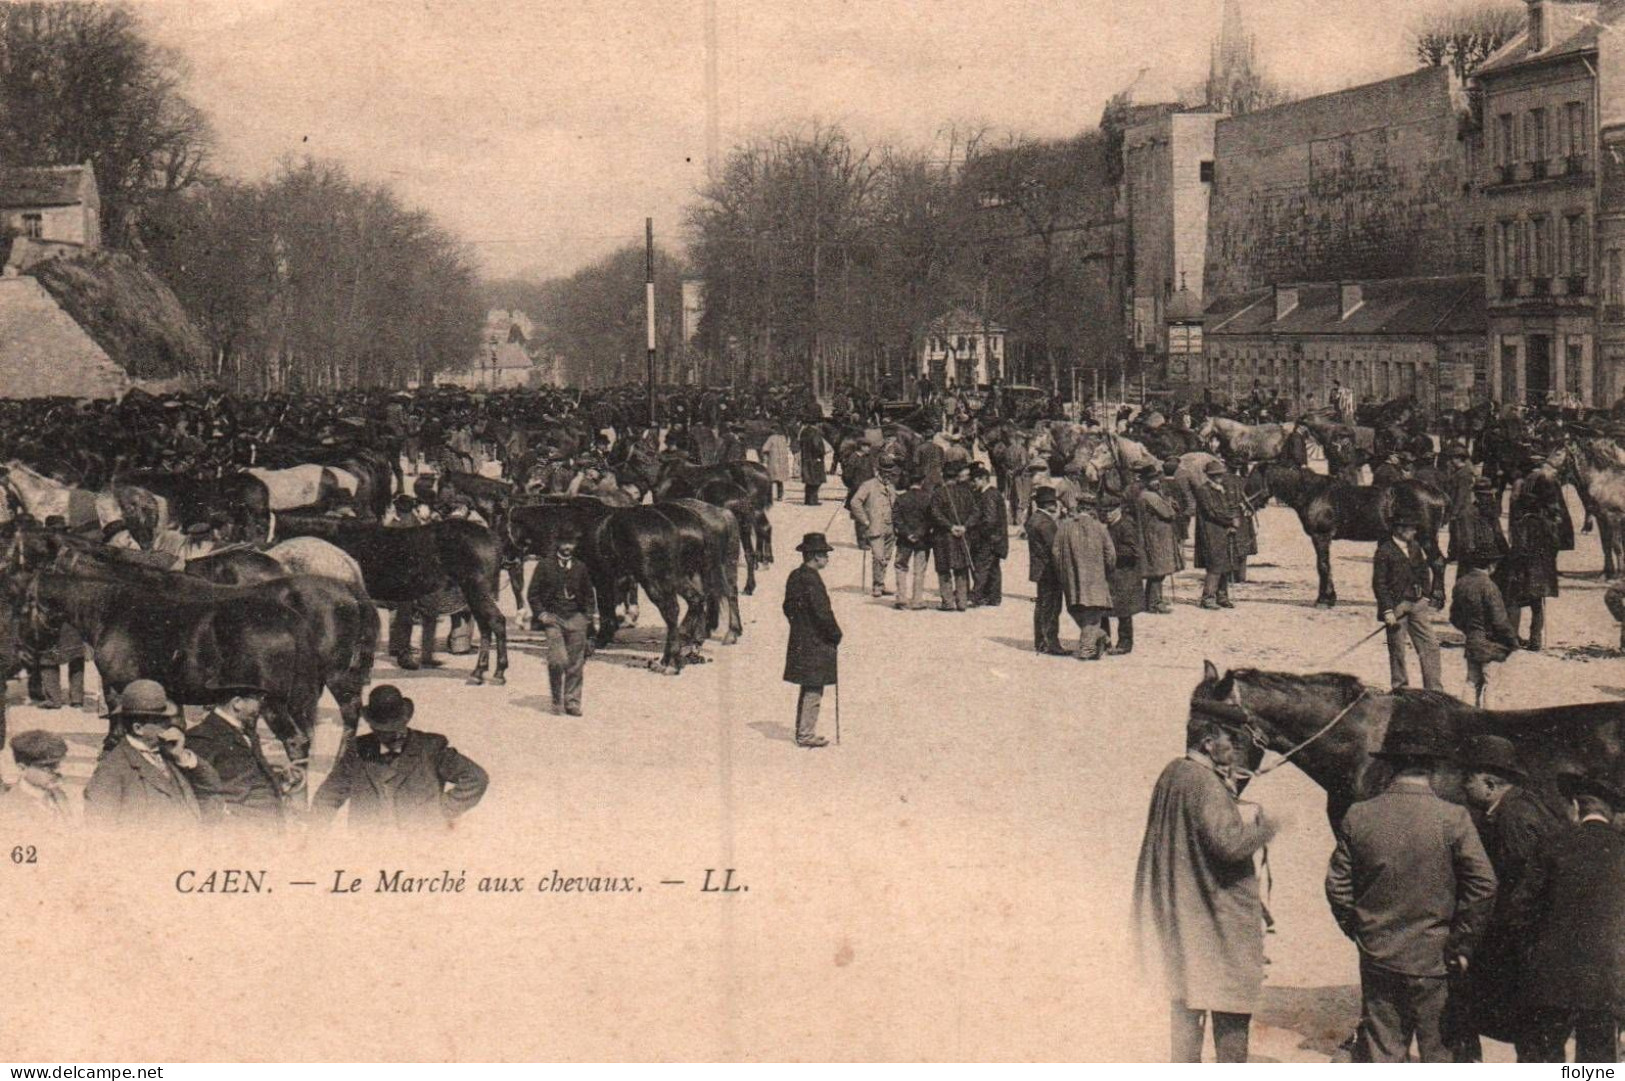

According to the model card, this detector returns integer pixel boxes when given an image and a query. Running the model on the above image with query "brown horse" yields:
[1191,662,1624,827]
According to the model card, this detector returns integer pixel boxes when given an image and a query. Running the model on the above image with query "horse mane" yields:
[1230,668,1367,704]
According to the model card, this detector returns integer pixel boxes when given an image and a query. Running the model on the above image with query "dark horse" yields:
[653,469,759,594]
[1192,662,1624,827]
[654,460,776,567]
[272,514,508,685]
[1246,462,1448,608]
[21,569,325,785]
[508,498,708,673]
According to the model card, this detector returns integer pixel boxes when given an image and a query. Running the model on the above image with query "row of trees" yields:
[0,1,482,389]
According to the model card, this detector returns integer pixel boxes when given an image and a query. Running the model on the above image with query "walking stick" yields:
[1324,623,1388,664]
[835,680,841,745]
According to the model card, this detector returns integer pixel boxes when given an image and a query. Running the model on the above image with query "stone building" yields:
[0,163,101,270]
[918,308,1006,389]
[1600,4,1625,403]
[1202,275,1487,413]
[1472,0,1617,405]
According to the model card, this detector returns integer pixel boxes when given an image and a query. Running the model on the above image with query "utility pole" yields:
[704,0,720,173]
[646,217,657,426]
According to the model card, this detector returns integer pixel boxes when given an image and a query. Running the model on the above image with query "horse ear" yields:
[1203,659,1219,683]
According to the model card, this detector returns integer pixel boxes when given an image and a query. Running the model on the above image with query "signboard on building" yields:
[1168,323,1203,355]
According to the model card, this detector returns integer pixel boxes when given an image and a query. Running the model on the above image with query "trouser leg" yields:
[1144,576,1162,611]
[1210,1011,1251,1064]
[39,665,61,707]
[1202,571,1221,603]
[1118,614,1134,649]
[986,558,1002,604]
[26,664,43,703]
[1528,597,1545,649]
[1360,963,1411,1063]
[795,685,823,742]
[1407,601,1443,691]
[1575,1010,1620,1063]
[1169,1002,1205,1063]
[913,551,930,607]
[562,613,588,712]
[772,481,783,501]
[971,549,994,602]
[1410,975,1451,1063]
[1385,623,1410,690]
[1217,572,1231,602]
[953,571,969,610]
[388,608,415,658]
[67,657,84,707]
[869,535,893,591]
[1036,575,1063,651]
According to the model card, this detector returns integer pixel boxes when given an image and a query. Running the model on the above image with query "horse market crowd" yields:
[0,378,1622,1063]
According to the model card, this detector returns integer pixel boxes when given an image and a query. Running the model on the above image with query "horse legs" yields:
[505,559,526,612]
[648,586,684,674]
[757,512,774,567]
[1313,533,1337,607]
[739,523,758,596]
[464,586,507,687]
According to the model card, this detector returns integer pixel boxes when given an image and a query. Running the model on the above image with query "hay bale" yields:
[29,252,208,380]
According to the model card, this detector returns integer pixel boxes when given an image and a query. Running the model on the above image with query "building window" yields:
[1532,217,1550,278]
[1496,220,1513,280]
[1199,160,1214,183]
[1527,108,1547,164]
[20,213,42,239]
[1567,214,1589,276]
[1497,114,1515,166]
[1610,249,1625,308]
[1566,337,1585,399]
[1501,337,1520,402]
[1567,101,1589,157]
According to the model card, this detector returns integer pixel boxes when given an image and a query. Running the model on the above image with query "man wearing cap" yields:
[1325,707,1498,1062]
[0,730,74,827]
[184,685,286,828]
[83,680,221,828]
[1373,510,1443,692]
[312,685,489,829]
[1192,459,1241,610]
[1507,450,1569,652]
[851,460,900,599]
[1138,466,1181,614]
[929,461,981,612]
[1449,735,1565,1060]
[1441,444,1476,523]
[797,418,827,506]
[1133,698,1281,1063]
[1101,491,1143,655]
[891,471,933,611]
[1449,477,1510,580]
[1052,489,1115,660]
[782,533,841,749]
[968,462,1008,608]
[526,526,596,716]
[1450,544,1520,707]
[1026,487,1066,654]
[1502,770,1625,1062]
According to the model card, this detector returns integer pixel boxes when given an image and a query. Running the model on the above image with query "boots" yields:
[1108,619,1134,656]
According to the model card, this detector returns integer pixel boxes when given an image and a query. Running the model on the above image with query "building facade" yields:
[0,163,101,269]
[1473,0,1614,405]
[1202,276,1487,412]
[918,309,1006,389]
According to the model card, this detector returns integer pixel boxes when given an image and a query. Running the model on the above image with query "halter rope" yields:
[1233,684,1371,777]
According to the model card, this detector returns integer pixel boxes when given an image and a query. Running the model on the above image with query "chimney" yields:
[1340,282,1364,320]
[1273,284,1298,322]
[1528,0,1545,52]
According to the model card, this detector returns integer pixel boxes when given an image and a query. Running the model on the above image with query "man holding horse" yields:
[1133,698,1281,1063]
[1373,508,1443,693]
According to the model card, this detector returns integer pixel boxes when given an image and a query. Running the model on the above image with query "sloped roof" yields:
[1207,276,1487,338]
[925,307,1007,335]
[0,165,93,209]
[0,275,128,398]
[1475,2,1621,77]
[29,253,209,379]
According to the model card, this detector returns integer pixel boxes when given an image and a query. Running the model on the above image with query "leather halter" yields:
[1229,682,1371,777]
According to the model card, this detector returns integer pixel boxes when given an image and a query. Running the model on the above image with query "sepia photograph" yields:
[0,0,1622,1066]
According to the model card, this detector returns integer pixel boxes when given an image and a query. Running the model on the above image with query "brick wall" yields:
[1205,67,1481,298]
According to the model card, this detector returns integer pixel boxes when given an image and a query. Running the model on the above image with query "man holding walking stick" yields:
[783,532,842,750]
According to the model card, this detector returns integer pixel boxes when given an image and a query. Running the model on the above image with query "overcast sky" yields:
[141,0,1474,281]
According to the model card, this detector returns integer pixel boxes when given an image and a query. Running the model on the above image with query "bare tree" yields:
[1414,1,1524,81]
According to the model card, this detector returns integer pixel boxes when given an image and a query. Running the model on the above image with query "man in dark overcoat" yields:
[797,419,827,505]
[311,685,488,830]
[1503,770,1625,1063]
[526,525,596,716]
[929,461,980,611]
[1027,487,1065,654]
[1138,466,1182,613]
[1192,460,1240,609]
[782,533,841,750]
[968,462,1008,607]
[185,684,287,829]
[1100,491,1143,655]
[1507,451,1569,651]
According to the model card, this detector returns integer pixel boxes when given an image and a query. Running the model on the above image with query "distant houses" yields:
[437,308,560,390]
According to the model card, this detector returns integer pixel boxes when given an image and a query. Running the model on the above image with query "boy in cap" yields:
[1450,544,1520,707]
[1503,770,1625,1062]
[526,525,596,716]
[1373,508,1443,691]
[312,684,489,829]
[0,730,74,826]
[83,680,221,829]
[1325,708,1498,1062]
[1133,697,1281,1062]
[783,533,841,748]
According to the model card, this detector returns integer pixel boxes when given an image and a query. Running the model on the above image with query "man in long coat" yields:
[797,420,827,506]
[1502,771,1625,1063]
[1507,452,1568,651]
[1026,487,1065,654]
[1138,467,1182,613]
[929,462,981,611]
[1102,492,1144,655]
[782,533,841,749]
[1052,490,1115,660]
[760,425,793,501]
[1192,460,1241,609]
[1134,700,1279,1062]
[185,685,286,829]
[968,462,1008,607]
[84,680,222,830]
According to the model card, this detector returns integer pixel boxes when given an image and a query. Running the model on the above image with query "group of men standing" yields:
[1136,697,1625,1063]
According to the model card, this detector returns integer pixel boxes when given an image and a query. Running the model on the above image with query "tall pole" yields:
[646,217,656,426]
[704,0,720,173]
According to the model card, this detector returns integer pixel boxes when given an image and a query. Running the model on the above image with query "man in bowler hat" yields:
[1503,769,1625,1062]
[1325,708,1498,1062]
[83,679,221,829]
[526,524,596,716]
[312,685,489,829]
[1373,507,1443,691]
[783,533,841,749]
